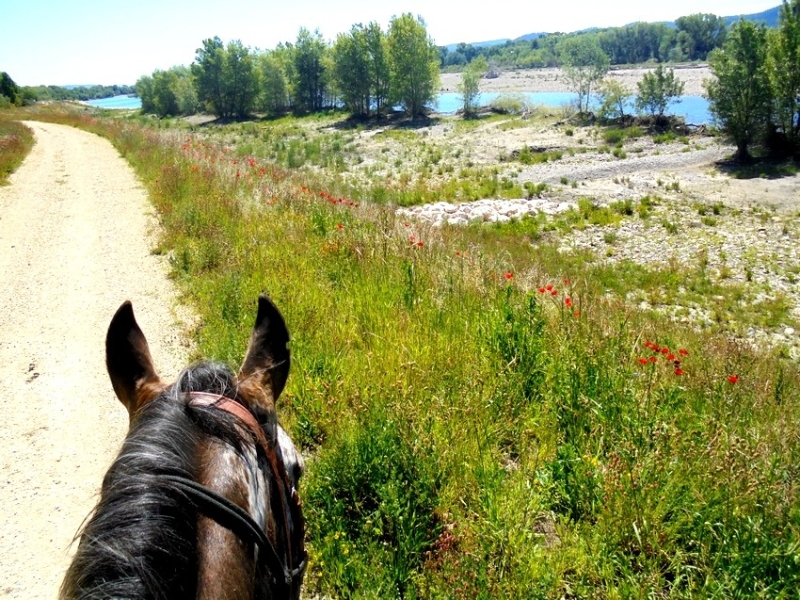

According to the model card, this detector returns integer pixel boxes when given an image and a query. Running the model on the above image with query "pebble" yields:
[397,198,574,227]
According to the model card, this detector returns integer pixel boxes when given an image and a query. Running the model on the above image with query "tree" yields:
[222,40,258,119]
[152,69,180,117]
[192,37,226,116]
[292,28,329,113]
[137,67,197,117]
[635,65,685,118]
[192,38,257,119]
[332,24,373,117]
[387,13,440,117]
[597,78,632,122]
[0,72,21,107]
[135,74,156,114]
[171,66,199,116]
[675,13,727,60]
[459,56,488,117]
[705,20,771,160]
[558,36,610,113]
[364,22,391,115]
[767,0,800,149]
[257,51,289,115]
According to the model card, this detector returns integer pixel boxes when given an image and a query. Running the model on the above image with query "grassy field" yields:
[6,105,800,598]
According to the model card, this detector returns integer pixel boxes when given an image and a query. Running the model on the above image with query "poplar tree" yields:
[387,14,439,117]
[705,20,771,160]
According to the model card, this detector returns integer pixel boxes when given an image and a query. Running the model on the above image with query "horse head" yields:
[62,295,306,600]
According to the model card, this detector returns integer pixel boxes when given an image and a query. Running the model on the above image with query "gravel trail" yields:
[0,121,188,599]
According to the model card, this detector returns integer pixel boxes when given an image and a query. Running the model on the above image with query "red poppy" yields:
[573,310,580,317]
[728,375,739,384]
[638,358,649,365]
[649,356,657,363]
[645,340,653,349]
[416,241,424,248]
[545,284,553,291]
[674,368,685,376]
[667,354,675,361]
[564,297,573,307]
[504,272,513,280]
[563,279,570,285]
[538,287,546,294]
[661,347,670,355]
[679,349,689,356]
[336,223,344,230]
[551,290,558,296]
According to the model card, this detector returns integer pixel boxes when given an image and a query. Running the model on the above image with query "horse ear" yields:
[106,301,164,419]
[238,295,291,404]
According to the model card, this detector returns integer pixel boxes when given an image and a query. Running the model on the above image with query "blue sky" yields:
[1,0,780,86]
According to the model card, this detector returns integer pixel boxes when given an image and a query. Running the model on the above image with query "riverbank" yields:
[440,64,712,97]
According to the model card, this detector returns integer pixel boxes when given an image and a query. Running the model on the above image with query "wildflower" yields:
[545,284,553,291]
[667,354,675,361]
[638,358,649,365]
[728,375,739,384]
[563,279,570,285]
[416,241,424,248]
[674,368,685,376]
[564,297,573,308]
[573,310,580,317]
[336,223,344,230]
[661,347,670,355]
[455,251,461,256]
[648,356,657,363]
[538,287,546,294]
[551,289,558,296]
[504,272,513,281]
[679,349,689,356]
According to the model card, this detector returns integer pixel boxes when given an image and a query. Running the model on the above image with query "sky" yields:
[0,0,781,87]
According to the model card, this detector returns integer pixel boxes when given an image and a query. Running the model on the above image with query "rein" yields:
[161,391,307,595]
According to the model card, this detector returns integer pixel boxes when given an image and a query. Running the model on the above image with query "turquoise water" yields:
[85,91,712,125]
[434,92,712,125]
[85,95,142,109]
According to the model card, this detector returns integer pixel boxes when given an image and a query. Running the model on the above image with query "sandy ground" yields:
[440,65,712,96]
[0,122,189,599]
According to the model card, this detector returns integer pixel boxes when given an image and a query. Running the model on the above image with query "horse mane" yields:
[61,361,259,600]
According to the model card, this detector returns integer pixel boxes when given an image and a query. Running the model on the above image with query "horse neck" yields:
[194,431,276,600]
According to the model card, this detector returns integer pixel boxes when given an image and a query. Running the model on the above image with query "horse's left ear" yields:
[238,295,291,406]
[106,301,165,420]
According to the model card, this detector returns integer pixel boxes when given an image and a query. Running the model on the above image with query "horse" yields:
[61,295,307,599]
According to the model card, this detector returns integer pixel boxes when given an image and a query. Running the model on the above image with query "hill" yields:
[454,4,782,48]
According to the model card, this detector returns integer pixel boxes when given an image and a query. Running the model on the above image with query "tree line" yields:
[440,13,730,69]
[136,13,439,120]
[0,75,135,107]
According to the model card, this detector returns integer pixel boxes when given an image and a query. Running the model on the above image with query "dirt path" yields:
[0,121,189,599]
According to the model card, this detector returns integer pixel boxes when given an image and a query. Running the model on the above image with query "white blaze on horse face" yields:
[277,425,304,488]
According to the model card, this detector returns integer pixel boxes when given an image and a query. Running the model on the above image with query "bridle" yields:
[158,391,307,596]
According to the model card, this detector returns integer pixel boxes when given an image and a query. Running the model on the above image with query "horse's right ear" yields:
[238,295,291,408]
[106,301,165,420]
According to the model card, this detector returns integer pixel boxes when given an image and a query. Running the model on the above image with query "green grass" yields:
[28,107,800,598]
[0,117,34,184]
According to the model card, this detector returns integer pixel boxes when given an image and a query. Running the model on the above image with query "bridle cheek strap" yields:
[181,392,307,593]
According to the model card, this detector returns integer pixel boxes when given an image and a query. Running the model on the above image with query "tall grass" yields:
[31,108,800,598]
[0,117,34,183]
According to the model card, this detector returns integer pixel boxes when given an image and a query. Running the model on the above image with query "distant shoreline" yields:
[439,65,711,97]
